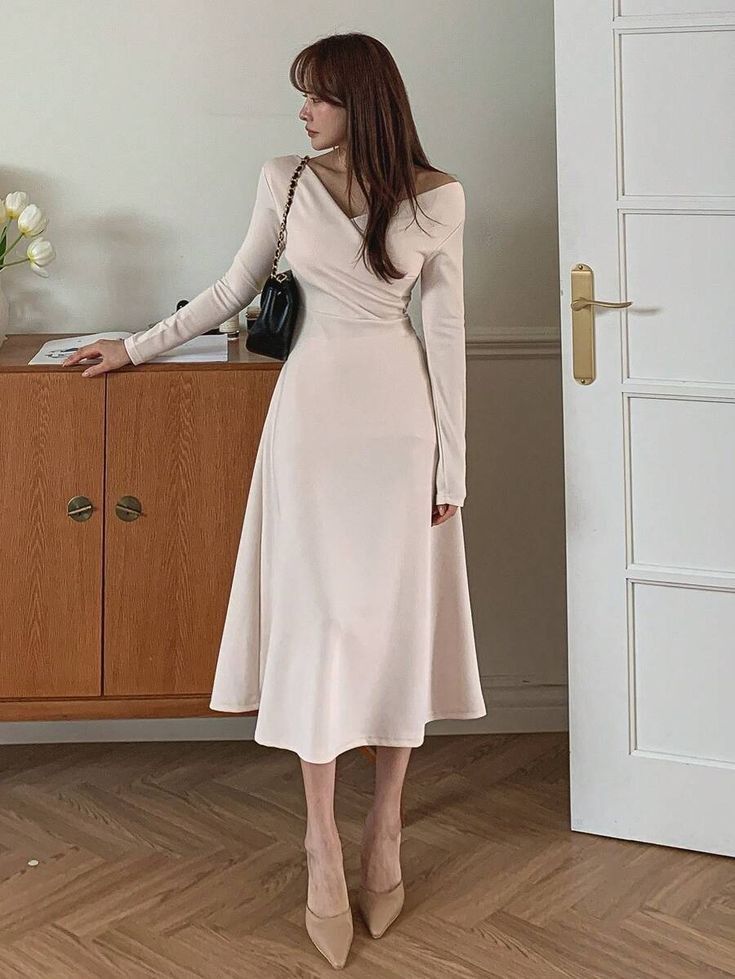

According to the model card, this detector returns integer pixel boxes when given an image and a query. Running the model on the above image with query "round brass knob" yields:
[67,496,94,522]
[115,495,143,521]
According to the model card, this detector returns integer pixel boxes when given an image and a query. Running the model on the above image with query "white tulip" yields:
[0,200,7,224]
[27,237,56,277]
[5,192,30,218]
[18,204,48,237]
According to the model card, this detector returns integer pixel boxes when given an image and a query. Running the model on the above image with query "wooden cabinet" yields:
[0,333,280,721]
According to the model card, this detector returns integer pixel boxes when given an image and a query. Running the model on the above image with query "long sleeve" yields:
[419,200,467,507]
[123,161,280,366]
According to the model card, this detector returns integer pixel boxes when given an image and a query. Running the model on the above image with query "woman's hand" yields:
[61,339,132,377]
[432,502,458,526]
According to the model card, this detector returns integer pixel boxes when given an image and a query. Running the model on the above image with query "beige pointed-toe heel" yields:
[304,901,354,969]
[357,877,405,938]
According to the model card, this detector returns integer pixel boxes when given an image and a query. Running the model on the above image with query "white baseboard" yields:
[428,676,568,736]
[0,679,568,745]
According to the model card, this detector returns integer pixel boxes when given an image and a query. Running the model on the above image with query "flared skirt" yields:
[208,311,487,763]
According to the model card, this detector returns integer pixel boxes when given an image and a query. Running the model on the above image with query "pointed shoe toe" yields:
[305,902,354,969]
[357,878,405,938]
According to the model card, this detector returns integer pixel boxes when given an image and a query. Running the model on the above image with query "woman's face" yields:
[298,92,347,150]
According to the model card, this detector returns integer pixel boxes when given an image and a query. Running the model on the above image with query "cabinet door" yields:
[104,368,278,696]
[0,373,104,700]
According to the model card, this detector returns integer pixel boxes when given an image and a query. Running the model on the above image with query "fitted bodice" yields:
[267,154,465,323]
[123,152,469,506]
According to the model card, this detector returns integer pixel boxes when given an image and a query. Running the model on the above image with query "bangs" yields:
[290,48,345,107]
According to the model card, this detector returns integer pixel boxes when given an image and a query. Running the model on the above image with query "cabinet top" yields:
[0,333,282,372]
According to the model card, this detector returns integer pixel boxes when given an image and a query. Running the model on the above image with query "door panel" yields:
[620,30,735,196]
[0,373,103,700]
[629,397,735,571]
[621,1,735,13]
[103,368,278,697]
[624,212,735,384]
[632,582,735,765]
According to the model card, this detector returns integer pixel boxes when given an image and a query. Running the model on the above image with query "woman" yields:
[64,32,486,970]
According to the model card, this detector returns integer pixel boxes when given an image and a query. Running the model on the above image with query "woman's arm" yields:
[419,187,467,508]
[123,161,280,365]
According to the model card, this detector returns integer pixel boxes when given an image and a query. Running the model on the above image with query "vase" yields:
[0,276,8,344]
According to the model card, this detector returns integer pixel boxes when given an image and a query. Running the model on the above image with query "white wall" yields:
[1,0,567,744]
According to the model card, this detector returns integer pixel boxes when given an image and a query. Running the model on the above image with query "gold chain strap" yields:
[271,154,310,278]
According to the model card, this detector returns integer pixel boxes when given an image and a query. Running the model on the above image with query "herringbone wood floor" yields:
[1,731,733,977]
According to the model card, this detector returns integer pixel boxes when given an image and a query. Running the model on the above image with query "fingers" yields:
[80,362,108,377]
[62,344,108,377]
[62,345,102,367]
[431,503,456,526]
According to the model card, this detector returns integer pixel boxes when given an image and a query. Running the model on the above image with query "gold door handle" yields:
[571,297,633,311]
[570,263,633,385]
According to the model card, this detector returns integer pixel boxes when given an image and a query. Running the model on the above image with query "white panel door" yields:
[554,0,735,857]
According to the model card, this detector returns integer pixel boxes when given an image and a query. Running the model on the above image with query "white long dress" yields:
[124,153,487,763]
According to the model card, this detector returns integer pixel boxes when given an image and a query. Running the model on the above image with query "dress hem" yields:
[207,702,488,764]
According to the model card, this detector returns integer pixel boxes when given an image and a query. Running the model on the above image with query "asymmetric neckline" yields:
[300,158,461,223]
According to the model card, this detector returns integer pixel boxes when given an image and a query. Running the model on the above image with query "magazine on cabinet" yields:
[29,331,228,365]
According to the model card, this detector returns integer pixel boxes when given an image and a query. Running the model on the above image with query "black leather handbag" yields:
[245,154,310,360]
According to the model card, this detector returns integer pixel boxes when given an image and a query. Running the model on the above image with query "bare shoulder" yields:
[302,151,337,174]
[301,155,459,189]
[415,168,461,194]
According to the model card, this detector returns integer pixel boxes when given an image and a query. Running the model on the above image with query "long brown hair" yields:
[290,33,450,282]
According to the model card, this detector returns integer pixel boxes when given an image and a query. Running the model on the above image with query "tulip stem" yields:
[0,257,29,268]
[2,232,23,258]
